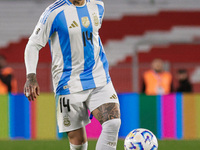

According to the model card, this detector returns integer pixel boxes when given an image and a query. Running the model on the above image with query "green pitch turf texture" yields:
[0,139,200,150]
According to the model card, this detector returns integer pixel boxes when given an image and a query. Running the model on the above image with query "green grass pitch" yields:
[0,139,200,150]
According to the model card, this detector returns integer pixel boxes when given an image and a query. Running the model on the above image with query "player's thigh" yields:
[56,93,90,133]
[87,82,121,124]
[92,103,120,124]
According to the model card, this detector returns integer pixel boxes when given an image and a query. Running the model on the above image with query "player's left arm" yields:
[24,40,42,101]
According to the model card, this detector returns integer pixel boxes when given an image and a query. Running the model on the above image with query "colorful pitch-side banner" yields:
[119,93,200,140]
[0,93,200,140]
[0,95,9,139]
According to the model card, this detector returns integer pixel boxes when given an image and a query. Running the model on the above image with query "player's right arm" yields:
[24,40,42,101]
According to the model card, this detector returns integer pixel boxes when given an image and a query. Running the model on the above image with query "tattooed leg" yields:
[92,103,120,124]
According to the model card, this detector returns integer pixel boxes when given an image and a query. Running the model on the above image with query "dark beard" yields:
[154,69,162,73]
[73,0,82,5]
[73,1,78,5]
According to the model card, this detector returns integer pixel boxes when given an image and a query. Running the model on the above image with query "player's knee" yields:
[67,128,87,145]
[102,118,121,133]
[70,142,88,150]
[68,136,86,146]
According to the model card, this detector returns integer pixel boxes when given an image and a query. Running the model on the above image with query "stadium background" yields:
[0,0,200,149]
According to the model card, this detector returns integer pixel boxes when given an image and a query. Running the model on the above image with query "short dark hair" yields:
[177,69,187,74]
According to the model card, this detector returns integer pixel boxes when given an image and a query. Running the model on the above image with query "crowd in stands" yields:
[0,53,193,95]
[141,58,193,95]
[0,55,17,94]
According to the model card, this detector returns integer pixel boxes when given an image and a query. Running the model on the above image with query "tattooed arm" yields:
[24,73,40,101]
[24,40,42,101]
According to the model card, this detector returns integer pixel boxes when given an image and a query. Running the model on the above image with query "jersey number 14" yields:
[60,97,70,113]
[82,31,93,47]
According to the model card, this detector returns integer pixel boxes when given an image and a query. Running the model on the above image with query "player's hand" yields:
[24,73,40,101]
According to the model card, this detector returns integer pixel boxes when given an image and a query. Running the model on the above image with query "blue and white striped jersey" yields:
[29,0,110,95]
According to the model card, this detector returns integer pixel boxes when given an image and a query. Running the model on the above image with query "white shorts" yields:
[56,81,119,133]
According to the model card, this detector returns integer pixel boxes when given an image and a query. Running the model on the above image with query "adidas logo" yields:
[110,94,117,99]
[69,21,78,28]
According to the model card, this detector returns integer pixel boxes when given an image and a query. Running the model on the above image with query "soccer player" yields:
[24,0,121,150]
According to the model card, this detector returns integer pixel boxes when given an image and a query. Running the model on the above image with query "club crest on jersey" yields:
[63,115,71,127]
[93,14,99,26]
[81,17,90,28]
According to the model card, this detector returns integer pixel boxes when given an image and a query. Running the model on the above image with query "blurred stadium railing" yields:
[0,0,200,93]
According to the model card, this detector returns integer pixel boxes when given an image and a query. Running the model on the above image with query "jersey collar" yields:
[64,0,72,5]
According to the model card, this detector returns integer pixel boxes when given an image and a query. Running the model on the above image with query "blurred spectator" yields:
[141,58,173,95]
[0,55,17,94]
[176,69,192,92]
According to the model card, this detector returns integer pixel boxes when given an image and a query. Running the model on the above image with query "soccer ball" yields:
[124,128,158,150]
